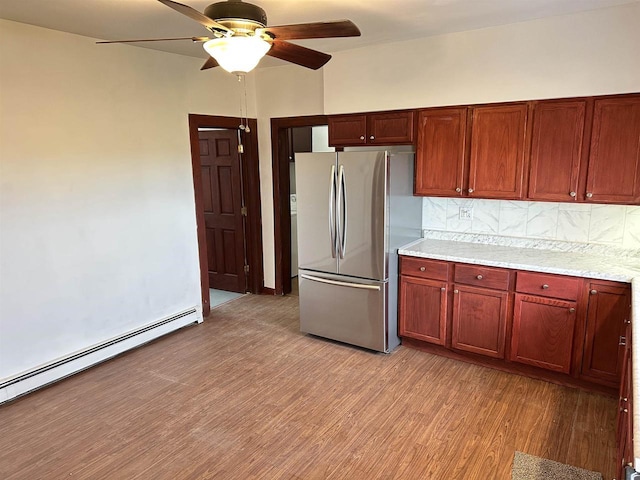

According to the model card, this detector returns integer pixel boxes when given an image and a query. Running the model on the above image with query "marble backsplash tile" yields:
[421,197,640,250]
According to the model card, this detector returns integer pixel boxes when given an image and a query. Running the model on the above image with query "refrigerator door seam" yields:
[300,274,381,291]
[337,164,347,260]
[329,164,337,259]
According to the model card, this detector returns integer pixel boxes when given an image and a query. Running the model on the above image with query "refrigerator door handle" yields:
[300,274,381,291]
[329,165,337,258]
[336,164,347,259]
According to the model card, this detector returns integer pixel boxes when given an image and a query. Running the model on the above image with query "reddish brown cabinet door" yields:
[399,276,448,345]
[468,104,528,199]
[527,100,586,202]
[451,285,509,359]
[616,323,633,480]
[415,108,467,196]
[581,282,631,387]
[367,111,415,145]
[328,111,415,146]
[586,96,640,204]
[328,114,367,146]
[510,294,577,373]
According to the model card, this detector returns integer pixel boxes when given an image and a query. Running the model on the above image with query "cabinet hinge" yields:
[619,336,627,346]
[244,264,249,274]
[241,206,248,216]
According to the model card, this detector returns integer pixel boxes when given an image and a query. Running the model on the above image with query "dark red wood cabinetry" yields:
[415,108,467,196]
[398,257,449,346]
[586,96,640,204]
[616,323,633,480]
[328,111,415,147]
[468,104,529,199]
[398,255,632,394]
[527,100,586,202]
[581,281,631,387]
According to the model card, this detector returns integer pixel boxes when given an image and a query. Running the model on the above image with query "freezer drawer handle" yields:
[300,274,381,291]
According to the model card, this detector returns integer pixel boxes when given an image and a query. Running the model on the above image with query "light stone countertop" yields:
[397,236,640,472]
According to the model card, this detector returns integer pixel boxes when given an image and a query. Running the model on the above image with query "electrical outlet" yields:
[459,207,473,220]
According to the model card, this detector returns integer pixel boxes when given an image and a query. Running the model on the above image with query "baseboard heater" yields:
[0,307,201,404]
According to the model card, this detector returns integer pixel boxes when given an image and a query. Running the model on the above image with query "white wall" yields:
[323,3,640,113]
[254,65,325,289]
[0,20,251,379]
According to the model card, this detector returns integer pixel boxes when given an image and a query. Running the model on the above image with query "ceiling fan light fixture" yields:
[203,35,271,74]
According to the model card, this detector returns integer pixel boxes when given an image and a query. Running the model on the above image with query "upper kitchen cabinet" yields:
[328,111,415,147]
[415,108,467,196]
[467,103,529,199]
[527,100,586,202]
[584,96,640,204]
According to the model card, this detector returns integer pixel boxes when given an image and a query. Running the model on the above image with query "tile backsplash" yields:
[422,197,640,250]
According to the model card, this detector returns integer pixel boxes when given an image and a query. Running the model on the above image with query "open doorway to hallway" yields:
[188,114,264,317]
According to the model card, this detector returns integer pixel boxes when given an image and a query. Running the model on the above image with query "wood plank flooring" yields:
[0,294,616,479]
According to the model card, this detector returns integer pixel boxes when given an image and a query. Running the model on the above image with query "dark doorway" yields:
[189,114,263,317]
[271,115,329,296]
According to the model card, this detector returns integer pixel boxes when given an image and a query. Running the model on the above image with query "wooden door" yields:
[528,100,586,201]
[510,294,577,373]
[399,276,448,345]
[367,111,415,145]
[199,130,247,293]
[451,285,509,359]
[581,282,631,386]
[468,104,528,199]
[328,114,367,146]
[415,108,467,196]
[616,323,632,480]
[586,96,640,204]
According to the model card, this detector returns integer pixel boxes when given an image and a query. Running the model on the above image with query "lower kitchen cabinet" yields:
[398,255,632,394]
[511,293,577,374]
[452,284,509,359]
[399,275,448,345]
[581,281,632,387]
[616,323,633,480]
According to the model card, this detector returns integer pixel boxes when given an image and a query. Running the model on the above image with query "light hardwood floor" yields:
[0,294,616,479]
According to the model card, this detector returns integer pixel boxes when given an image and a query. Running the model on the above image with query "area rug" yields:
[512,451,603,480]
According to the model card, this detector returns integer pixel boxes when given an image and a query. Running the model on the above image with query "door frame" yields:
[188,114,263,317]
[271,115,328,295]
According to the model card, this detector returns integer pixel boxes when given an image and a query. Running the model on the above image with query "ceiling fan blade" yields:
[201,56,220,70]
[97,36,210,44]
[259,20,360,41]
[267,40,331,70]
[156,0,231,34]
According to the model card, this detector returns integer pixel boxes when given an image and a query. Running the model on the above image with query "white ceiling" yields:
[1,0,637,68]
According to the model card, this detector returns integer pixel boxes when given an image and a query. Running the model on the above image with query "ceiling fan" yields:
[97,0,361,74]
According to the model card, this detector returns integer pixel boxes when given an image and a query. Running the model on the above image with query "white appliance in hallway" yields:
[295,150,422,352]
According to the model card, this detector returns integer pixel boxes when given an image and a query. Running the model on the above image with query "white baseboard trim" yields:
[0,307,202,404]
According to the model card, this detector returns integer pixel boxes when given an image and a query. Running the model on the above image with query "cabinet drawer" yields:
[400,257,449,281]
[516,271,581,301]
[454,264,510,290]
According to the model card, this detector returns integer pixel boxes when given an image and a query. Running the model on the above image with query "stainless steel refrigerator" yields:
[295,149,422,353]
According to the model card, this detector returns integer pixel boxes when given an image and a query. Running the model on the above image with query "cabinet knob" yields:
[455,187,462,193]
[569,307,576,313]
[454,289,459,294]
[622,397,628,402]
[360,135,365,140]
[569,191,577,198]
[441,287,446,292]
[419,266,426,272]
[468,188,474,193]
[625,319,631,324]
[476,275,483,280]
[542,284,549,289]
[370,135,375,140]
[586,192,593,198]
[590,289,598,295]
[621,407,629,413]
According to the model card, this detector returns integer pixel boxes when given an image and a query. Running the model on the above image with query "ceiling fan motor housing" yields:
[204,0,268,29]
